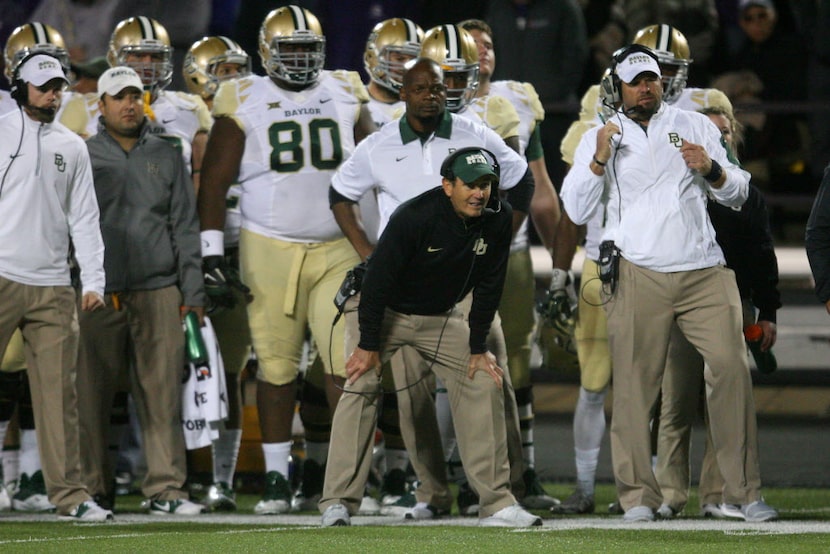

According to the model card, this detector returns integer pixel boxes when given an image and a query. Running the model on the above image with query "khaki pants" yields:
[605,260,762,510]
[0,276,89,514]
[76,286,189,501]
[320,298,516,518]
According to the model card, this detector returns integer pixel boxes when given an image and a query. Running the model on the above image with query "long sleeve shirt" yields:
[358,187,513,354]
[561,102,749,272]
[709,184,780,323]
[0,109,105,296]
[86,119,205,306]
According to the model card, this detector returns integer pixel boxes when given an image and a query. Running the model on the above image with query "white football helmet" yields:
[419,25,480,113]
[258,5,325,87]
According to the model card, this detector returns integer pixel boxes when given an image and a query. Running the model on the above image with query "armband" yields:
[703,160,723,183]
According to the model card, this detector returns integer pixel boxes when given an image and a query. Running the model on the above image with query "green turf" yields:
[0,484,828,553]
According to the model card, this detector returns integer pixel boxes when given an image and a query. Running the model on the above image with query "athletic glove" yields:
[537,268,577,335]
[203,255,251,314]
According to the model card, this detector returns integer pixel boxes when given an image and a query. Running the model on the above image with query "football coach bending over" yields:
[320,148,542,528]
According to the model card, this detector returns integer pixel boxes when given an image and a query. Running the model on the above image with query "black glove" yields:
[203,255,251,314]
[536,269,576,335]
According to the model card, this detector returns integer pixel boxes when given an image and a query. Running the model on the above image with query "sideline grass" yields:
[1,484,828,553]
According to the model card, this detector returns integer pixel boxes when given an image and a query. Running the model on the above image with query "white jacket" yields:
[0,108,104,295]
[561,102,749,273]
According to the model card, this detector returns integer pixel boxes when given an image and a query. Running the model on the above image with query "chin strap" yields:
[143,91,156,121]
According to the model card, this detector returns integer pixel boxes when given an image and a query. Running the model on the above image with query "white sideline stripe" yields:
[1,513,829,539]
[0,526,314,545]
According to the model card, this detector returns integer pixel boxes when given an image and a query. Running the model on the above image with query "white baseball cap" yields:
[98,66,144,99]
[18,54,69,87]
[616,50,662,85]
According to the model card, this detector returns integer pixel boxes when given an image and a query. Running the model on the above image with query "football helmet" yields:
[632,24,691,104]
[108,16,173,92]
[183,36,251,99]
[364,18,424,94]
[419,25,479,113]
[4,22,70,82]
[259,5,325,87]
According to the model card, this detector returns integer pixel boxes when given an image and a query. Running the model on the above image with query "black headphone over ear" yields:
[10,51,62,106]
[600,44,660,107]
[439,146,501,182]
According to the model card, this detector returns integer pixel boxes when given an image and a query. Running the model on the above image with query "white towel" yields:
[181,316,229,449]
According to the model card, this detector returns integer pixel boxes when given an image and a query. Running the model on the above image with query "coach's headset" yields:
[10,50,66,106]
[439,146,502,214]
[599,43,660,108]
[2,52,67,200]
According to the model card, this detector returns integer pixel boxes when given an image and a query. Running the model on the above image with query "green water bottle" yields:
[744,324,777,374]
[184,311,208,367]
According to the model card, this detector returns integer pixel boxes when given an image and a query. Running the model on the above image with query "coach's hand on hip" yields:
[468,351,504,389]
[346,347,381,385]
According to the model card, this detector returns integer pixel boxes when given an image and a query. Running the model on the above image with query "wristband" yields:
[703,160,723,183]
[200,229,225,257]
[592,155,606,167]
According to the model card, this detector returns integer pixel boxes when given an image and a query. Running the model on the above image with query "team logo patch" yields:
[268,101,281,109]
[54,153,66,173]
[668,132,682,148]
[472,238,487,256]
[464,153,488,166]
[147,161,159,176]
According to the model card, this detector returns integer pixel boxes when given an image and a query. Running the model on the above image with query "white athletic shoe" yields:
[358,495,381,515]
[58,499,114,522]
[148,498,205,515]
[321,503,351,526]
[656,503,680,518]
[479,504,542,527]
[622,505,655,522]
[720,500,778,522]
[700,503,725,518]
[0,486,11,512]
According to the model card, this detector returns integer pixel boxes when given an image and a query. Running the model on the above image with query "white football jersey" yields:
[367,95,402,128]
[213,70,369,243]
[490,80,544,156]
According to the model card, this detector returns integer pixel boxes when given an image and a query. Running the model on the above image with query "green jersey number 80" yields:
[269,119,342,172]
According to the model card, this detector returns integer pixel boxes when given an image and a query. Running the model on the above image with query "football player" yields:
[182,35,253,512]
[553,24,735,516]
[197,5,376,516]
[364,17,424,127]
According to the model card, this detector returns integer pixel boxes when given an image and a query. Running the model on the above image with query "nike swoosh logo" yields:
[161,118,175,124]
[396,156,407,162]
[427,247,443,253]
[320,98,332,104]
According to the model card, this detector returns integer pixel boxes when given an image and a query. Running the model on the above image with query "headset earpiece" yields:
[9,51,64,106]
[439,146,500,182]
[604,44,661,108]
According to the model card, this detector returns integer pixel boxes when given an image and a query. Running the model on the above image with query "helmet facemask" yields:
[442,63,479,113]
[655,52,689,104]
[117,41,173,93]
[265,34,325,86]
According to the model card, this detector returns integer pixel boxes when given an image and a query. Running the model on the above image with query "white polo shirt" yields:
[332,110,528,234]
